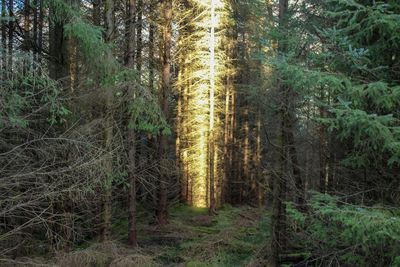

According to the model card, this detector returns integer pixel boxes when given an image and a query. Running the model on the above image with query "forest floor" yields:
[16,205,270,267]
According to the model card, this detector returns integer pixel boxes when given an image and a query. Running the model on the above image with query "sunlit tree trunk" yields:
[255,112,264,207]
[208,0,217,215]
[177,61,185,201]
[230,88,237,203]
[184,63,191,204]
[243,107,250,199]
[222,74,232,205]
[226,30,237,203]
[177,0,191,205]
[156,0,172,225]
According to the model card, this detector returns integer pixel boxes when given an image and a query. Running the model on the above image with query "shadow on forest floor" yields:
[5,205,270,267]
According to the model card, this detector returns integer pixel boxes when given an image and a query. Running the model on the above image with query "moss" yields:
[170,203,209,217]
[164,205,270,266]
[51,205,270,267]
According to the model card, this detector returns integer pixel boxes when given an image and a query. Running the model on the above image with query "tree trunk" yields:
[222,74,232,205]
[33,0,38,63]
[319,91,327,193]
[243,107,250,199]
[286,110,304,206]
[156,0,172,225]
[102,0,115,241]
[23,0,30,51]
[148,0,156,92]
[8,0,13,69]
[177,61,185,201]
[255,112,264,207]
[125,0,137,247]
[23,0,30,72]
[49,2,67,81]
[208,0,217,215]
[37,0,43,70]
[136,0,142,77]
[1,0,6,74]
[271,0,288,265]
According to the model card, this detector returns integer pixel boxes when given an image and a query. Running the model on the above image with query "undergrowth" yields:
[2,204,269,266]
[287,192,400,267]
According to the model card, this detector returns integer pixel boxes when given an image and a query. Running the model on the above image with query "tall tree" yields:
[102,0,115,241]
[271,0,288,265]
[8,0,13,68]
[208,0,217,214]
[156,0,172,225]
[125,0,138,246]
[49,1,66,80]
[1,0,6,73]
[37,0,43,68]
[148,0,156,92]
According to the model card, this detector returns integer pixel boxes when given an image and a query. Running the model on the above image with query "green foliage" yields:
[128,95,171,135]
[330,104,400,167]
[112,69,170,135]
[47,0,169,135]
[272,0,400,169]
[287,192,400,266]
[48,0,116,78]
[0,58,70,128]
[64,21,111,74]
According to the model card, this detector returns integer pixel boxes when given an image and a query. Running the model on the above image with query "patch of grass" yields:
[170,203,209,217]
[163,205,270,266]
[67,204,271,267]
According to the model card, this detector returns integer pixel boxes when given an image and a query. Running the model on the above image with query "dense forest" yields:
[0,0,399,266]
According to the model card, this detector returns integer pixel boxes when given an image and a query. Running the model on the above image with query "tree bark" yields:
[102,0,115,241]
[156,0,172,225]
[1,0,6,74]
[33,0,38,63]
[8,0,13,69]
[125,0,137,247]
[49,1,67,81]
[222,73,232,205]
[136,0,142,77]
[255,112,264,207]
[208,0,217,215]
[271,0,288,265]
[148,0,155,92]
[23,0,30,51]
[127,129,137,246]
[37,0,43,69]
